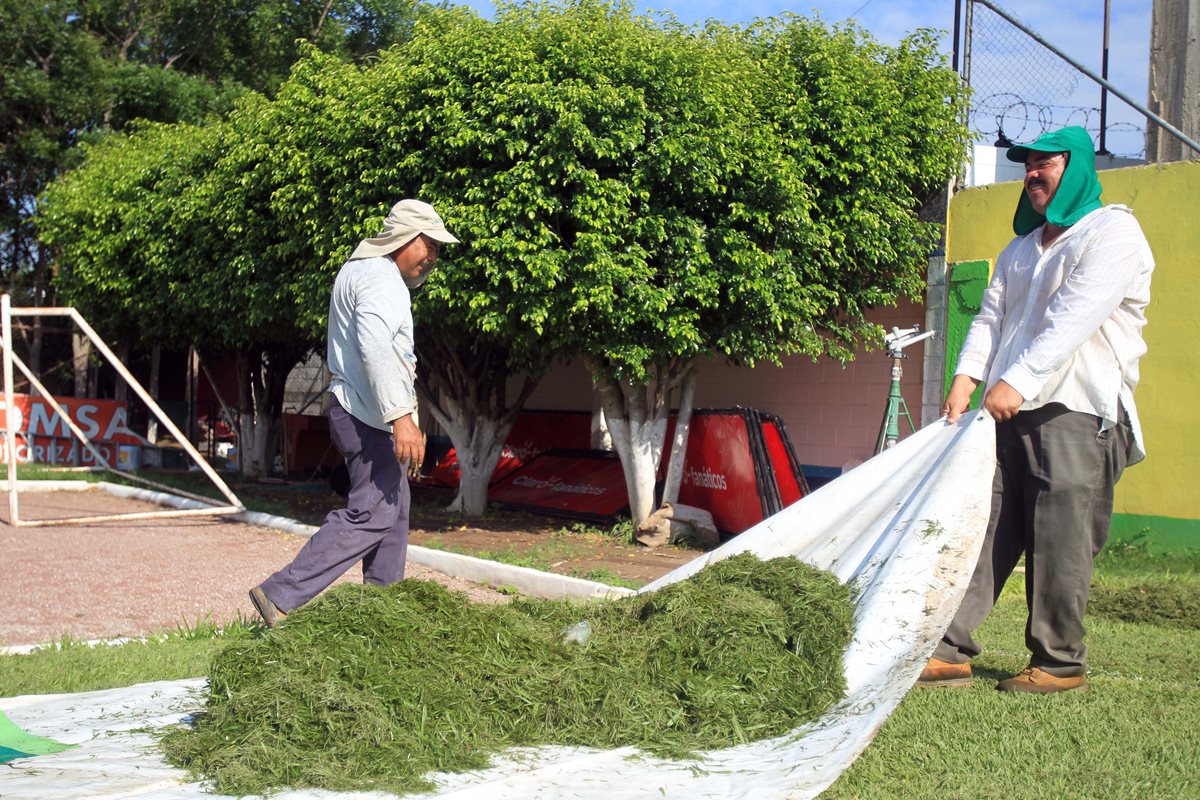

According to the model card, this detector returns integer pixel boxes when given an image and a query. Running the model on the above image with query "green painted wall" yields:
[944,259,989,410]
[945,160,1200,549]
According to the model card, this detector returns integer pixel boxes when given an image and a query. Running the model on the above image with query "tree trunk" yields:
[28,246,46,381]
[430,394,508,516]
[661,365,697,506]
[587,357,694,527]
[234,345,306,479]
[147,344,161,443]
[72,333,90,397]
[416,329,540,517]
[114,342,130,402]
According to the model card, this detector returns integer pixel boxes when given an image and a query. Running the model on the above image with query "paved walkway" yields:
[0,487,503,648]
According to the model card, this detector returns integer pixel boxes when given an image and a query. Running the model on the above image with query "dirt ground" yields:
[241,481,703,586]
[0,485,702,648]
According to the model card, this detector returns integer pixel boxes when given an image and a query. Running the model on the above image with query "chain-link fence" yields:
[963,0,1145,159]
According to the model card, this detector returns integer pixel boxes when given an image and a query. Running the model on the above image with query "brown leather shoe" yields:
[997,667,1086,694]
[249,586,286,628]
[917,657,973,687]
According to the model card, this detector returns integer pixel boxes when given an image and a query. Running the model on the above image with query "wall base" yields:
[1110,512,1199,553]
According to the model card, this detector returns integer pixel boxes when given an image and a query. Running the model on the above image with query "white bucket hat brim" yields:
[350,199,459,260]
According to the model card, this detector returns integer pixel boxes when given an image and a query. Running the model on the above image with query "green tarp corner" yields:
[0,709,74,763]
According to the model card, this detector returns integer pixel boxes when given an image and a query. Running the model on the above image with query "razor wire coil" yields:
[966,1,1145,159]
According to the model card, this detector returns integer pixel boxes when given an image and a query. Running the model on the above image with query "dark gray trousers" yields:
[934,403,1131,676]
[260,398,409,612]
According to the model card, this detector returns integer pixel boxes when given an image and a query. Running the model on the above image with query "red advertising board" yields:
[675,412,766,536]
[761,416,808,507]
[488,450,629,522]
[471,407,808,536]
[429,410,592,488]
[0,394,143,466]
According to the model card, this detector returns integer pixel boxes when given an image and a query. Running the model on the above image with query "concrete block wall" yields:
[519,297,930,473]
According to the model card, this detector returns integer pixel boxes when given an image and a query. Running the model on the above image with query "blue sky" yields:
[455,1,1154,157]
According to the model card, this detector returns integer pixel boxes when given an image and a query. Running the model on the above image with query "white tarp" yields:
[0,412,995,800]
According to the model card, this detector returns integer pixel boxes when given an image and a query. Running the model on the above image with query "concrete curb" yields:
[0,480,99,492]
[91,481,634,601]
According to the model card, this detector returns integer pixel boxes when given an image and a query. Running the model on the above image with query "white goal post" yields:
[1,294,244,526]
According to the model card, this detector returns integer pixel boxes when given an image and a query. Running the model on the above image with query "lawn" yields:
[2,540,1196,799]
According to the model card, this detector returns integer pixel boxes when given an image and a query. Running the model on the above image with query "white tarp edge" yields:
[0,411,996,800]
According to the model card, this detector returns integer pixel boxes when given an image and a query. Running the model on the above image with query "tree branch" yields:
[313,0,336,39]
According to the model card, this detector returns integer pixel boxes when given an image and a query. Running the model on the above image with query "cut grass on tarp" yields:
[161,553,854,796]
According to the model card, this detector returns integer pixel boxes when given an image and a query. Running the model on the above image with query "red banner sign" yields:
[674,413,766,536]
[430,410,592,488]
[0,394,142,466]
[488,451,629,521]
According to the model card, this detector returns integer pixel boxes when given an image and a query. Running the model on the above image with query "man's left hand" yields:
[983,380,1024,422]
[392,414,425,471]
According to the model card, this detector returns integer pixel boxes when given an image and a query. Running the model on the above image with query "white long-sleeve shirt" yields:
[955,204,1154,463]
[326,256,418,432]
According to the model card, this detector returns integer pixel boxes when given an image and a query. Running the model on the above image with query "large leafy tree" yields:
[575,17,971,522]
[342,2,968,520]
[38,0,967,511]
[3,0,420,374]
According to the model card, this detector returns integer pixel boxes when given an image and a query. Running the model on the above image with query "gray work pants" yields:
[260,398,409,612]
[934,403,1131,676]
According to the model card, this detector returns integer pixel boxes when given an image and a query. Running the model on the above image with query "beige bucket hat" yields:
[349,199,459,260]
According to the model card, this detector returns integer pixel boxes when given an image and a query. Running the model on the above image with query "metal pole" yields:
[14,506,245,528]
[952,0,963,74]
[963,0,974,88]
[878,358,906,453]
[2,294,19,522]
[66,309,244,510]
[975,0,1200,155]
[1099,0,1111,154]
[6,347,232,507]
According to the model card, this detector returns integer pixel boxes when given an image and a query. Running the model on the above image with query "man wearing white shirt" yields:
[918,126,1154,693]
[249,200,459,627]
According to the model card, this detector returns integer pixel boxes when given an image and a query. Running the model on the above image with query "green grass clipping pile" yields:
[162,553,854,795]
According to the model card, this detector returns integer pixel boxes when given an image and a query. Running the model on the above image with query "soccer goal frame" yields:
[1,294,244,526]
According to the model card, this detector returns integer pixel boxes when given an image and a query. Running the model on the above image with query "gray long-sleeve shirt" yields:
[326,256,417,432]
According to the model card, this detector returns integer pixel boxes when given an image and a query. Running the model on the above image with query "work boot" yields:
[997,667,1086,694]
[249,586,287,628]
[917,657,973,687]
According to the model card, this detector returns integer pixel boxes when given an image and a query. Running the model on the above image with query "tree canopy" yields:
[37,0,967,504]
[2,0,422,306]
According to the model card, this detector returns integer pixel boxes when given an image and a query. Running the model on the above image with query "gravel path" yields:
[0,487,507,648]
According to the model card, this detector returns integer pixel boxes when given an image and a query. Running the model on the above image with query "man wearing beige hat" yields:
[250,199,459,626]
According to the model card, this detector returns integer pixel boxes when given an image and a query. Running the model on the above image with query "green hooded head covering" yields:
[1006,126,1102,236]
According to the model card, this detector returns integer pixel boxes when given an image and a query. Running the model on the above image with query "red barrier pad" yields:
[0,393,141,466]
[675,413,766,536]
[761,415,809,508]
[488,450,629,522]
[661,408,810,535]
[428,410,592,488]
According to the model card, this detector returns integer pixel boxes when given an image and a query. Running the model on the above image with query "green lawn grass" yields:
[3,476,1196,799]
[3,556,1197,798]
[0,620,257,697]
[826,572,1200,799]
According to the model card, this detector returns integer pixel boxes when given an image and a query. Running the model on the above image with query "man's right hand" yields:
[392,414,425,470]
[942,374,981,423]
